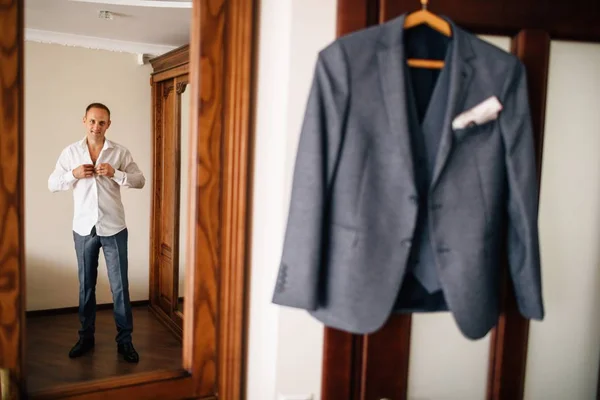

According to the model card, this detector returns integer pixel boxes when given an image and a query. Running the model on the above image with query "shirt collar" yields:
[79,137,114,150]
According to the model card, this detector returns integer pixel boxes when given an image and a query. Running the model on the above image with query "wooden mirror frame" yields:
[0,0,256,398]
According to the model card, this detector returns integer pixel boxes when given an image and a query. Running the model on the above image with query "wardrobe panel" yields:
[158,82,177,316]
[159,256,174,311]
[160,83,177,252]
[178,82,191,312]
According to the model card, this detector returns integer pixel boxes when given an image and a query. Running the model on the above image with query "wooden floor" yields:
[26,306,183,393]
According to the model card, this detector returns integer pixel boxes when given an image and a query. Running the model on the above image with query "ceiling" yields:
[25,0,192,56]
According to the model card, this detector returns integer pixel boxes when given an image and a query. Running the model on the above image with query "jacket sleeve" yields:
[272,43,349,310]
[499,60,544,320]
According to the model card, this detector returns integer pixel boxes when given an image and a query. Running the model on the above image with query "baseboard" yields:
[148,304,183,342]
[26,300,150,317]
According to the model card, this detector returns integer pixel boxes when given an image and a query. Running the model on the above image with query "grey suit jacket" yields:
[272,14,544,340]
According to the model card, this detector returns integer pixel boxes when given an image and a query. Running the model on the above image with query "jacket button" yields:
[431,203,442,210]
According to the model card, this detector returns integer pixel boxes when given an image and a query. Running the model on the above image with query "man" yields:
[48,103,145,363]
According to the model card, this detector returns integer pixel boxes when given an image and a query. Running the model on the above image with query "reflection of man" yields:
[48,103,145,363]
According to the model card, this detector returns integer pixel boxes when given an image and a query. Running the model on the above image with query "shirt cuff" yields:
[64,171,77,184]
[112,169,126,184]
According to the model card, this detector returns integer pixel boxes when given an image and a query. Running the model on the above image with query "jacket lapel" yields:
[377,15,417,193]
[429,23,475,189]
[377,15,475,193]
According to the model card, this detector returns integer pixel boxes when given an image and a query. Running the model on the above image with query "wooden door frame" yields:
[0,0,256,399]
[323,1,600,400]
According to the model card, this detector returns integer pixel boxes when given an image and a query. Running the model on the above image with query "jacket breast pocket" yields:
[453,120,495,142]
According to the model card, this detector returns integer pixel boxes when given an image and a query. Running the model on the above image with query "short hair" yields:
[85,103,111,118]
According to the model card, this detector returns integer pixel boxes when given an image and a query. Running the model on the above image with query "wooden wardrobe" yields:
[148,45,190,339]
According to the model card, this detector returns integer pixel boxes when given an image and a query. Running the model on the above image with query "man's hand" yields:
[72,164,95,179]
[95,163,115,178]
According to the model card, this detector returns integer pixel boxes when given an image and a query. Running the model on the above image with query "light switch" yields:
[277,394,314,400]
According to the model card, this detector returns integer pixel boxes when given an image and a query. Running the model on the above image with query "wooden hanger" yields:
[404,0,452,69]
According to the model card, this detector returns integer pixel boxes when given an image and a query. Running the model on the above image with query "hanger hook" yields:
[421,0,428,10]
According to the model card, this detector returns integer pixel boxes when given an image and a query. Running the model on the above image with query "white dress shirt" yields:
[48,137,145,236]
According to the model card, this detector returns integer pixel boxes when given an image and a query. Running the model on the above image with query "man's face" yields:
[83,108,111,140]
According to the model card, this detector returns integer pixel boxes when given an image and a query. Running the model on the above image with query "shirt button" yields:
[402,239,412,247]
[409,195,419,205]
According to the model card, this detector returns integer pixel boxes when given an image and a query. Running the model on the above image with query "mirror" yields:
[24,0,191,394]
[177,82,191,313]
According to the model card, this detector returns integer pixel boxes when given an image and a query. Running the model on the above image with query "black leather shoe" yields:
[68,337,95,358]
[117,342,140,363]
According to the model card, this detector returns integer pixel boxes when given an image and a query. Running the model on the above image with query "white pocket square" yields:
[452,96,503,130]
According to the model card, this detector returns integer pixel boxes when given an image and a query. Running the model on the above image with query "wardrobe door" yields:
[158,80,178,318]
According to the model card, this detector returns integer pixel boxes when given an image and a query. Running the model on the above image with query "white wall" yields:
[524,40,600,400]
[25,42,153,311]
[247,1,336,399]
[246,0,292,397]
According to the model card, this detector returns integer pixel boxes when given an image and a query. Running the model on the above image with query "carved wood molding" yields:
[163,84,175,98]
[218,0,256,397]
[185,0,256,397]
[0,0,25,399]
[184,0,225,395]
[150,45,190,74]
[176,82,187,94]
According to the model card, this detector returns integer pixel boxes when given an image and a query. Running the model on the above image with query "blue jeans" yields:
[73,226,133,344]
